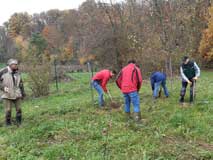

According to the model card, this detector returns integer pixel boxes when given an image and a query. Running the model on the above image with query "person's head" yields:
[110,70,117,77]
[7,59,18,71]
[128,60,136,64]
[182,56,189,64]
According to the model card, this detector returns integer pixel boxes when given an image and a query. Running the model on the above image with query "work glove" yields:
[4,87,9,93]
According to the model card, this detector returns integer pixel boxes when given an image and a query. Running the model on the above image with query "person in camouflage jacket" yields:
[0,59,25,126]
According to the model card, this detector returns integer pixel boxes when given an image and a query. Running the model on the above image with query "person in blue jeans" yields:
[116,60,143,122]
[92,69,116,107]
[150,71,169,99]
[92,80,105,106]
[123,92,140,113]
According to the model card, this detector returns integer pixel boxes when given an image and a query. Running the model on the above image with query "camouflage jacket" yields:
[0,66,25,100]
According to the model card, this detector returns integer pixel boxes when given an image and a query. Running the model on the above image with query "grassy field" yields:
[0,71,212,160]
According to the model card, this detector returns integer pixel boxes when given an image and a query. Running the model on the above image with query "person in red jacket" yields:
[116,60,142,122]
[92,69,116,107]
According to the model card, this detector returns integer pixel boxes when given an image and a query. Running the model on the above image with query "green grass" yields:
[0,63,6,68]
[0,71,212,160]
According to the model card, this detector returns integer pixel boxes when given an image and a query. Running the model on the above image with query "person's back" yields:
[92,69,116,107]
[92,70,110,81]
[117,63,142,93]
[150,71,168,99]
[116,60,142,122]
[92,69,112,93]
[151,72,166,83]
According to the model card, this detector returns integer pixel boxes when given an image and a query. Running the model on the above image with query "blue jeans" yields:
[123,91,140,113]
[153,80,169,98]
[92,80,104,107]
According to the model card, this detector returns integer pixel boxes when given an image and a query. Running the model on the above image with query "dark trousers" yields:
[3,99,22,125]
[180,80,195,103]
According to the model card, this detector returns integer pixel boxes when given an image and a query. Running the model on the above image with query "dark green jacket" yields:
[180,61,200,82]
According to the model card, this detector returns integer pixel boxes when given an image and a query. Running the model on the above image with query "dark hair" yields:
[112,70,117,74]
[128,60,136,64]
[182,56,189,62]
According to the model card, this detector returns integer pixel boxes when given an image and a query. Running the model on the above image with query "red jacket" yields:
[116,63,142,93]
[92,69,112,92]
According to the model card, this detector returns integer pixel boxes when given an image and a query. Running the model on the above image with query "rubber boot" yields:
[16,110,22,126]
[179,96,184,104]
[5,111,11,126]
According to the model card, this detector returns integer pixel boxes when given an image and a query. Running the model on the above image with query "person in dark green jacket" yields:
[179,56,200,104]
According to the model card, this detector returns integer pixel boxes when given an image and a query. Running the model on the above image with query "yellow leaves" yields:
[15,35,28,49]
[209,6,213,18]
[79,54,95,65]
[8,13,31,39]
[14,35,24,46]
[199,5,213,62]
[14,35,29,61]
[58,37,74,62]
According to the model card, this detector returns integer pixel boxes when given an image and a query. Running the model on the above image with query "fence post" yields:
[54,59,59,91]
[87,62,94,106]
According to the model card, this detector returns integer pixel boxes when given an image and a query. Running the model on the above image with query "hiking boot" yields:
[5,119,11,126]
[16,115,22,125]
[5,112,11,126]
[16,110,22,126]
[153,97,157,103]
[179,97,184,104]
[100,101,105,108]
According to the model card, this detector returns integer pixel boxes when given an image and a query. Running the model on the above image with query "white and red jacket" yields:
[116,63,142,93]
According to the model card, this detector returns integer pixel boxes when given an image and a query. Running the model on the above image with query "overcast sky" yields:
[0,0,123,26]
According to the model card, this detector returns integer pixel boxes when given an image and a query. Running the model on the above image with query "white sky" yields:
[0,0,123,26]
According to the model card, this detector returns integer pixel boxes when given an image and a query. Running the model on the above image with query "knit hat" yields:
[7,59,18,65]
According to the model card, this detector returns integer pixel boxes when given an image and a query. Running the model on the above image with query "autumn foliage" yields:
[199,5,213,62]
[0,0,212,73]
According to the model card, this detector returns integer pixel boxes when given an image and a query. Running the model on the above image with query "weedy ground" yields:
[0,71,212,160]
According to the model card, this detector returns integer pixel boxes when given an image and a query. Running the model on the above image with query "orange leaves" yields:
[42,25,62,49]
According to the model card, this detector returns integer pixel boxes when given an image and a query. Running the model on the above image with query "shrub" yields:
[27,63,51,97]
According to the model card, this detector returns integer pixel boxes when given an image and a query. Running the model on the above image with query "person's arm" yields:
[180,66,190,83]
[0,67,8,91]
[194,62,200,78]
[150,75,154,91]
[136,68,142,91]
[116,71,122,89]
[101,77,109,93]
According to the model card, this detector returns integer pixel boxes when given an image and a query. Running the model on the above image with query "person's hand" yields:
[21,93,26,100]
[187,80,192,85]
[4,87,9,93]
[193,77,198,80]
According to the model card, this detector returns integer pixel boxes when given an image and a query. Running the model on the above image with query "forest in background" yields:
[0,0,213,76]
